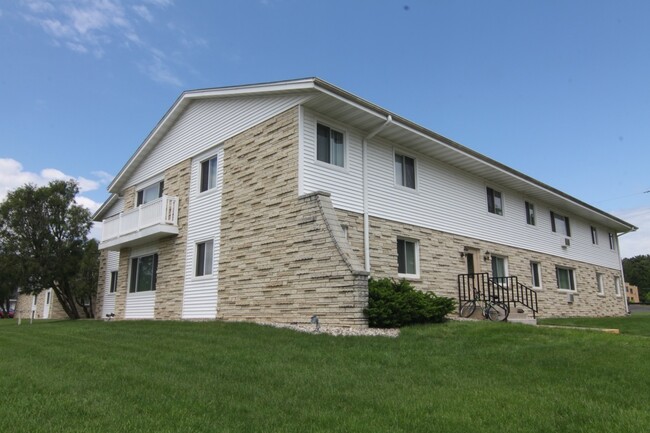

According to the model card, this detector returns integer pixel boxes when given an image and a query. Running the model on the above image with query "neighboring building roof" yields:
[95,78,637,233]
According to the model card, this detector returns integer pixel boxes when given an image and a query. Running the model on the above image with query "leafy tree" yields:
[623,255,650,303]
[0,180,93,319]
[0,242,20,314]
[71,239,100,318]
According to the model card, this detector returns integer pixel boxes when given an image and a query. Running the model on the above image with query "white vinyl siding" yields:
[299,107,622,271]
[126,94,310,190]
[101,199,123,317]
[182,146,223,319]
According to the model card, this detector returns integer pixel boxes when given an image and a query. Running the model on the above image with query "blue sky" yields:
[1,0,649,257]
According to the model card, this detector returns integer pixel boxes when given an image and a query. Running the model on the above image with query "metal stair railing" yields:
[458,273,538,318]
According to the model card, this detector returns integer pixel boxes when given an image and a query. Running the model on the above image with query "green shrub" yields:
[364,278,456,328]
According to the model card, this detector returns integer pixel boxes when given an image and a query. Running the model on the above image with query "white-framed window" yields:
[530,262,542,289]
[491,255,508,284]
[556,266,576,292]
[614,276,621,296]
[397,238,419,277]
[591,226,599,245]
[394,153,416,189]
[486,187,503,215]
[109,271,118,293]
[340,224,349,240]
[550,211,571,237]
[200,156,218,193]
[129,253,158,293]
[608,233,616,250]
[195,240,214,277]
[316,123,345,167]
[137,181,164,206]
[525,201,536,225]
[596,273,604,295]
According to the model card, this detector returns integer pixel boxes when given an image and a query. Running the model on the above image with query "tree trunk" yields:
[52,282,80,319]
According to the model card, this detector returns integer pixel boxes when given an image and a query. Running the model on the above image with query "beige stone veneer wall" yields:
[217,107,369,327]
[15,291,67,320]
[337,209,626,318]
[111,159,191,319]
[94,250,107,318]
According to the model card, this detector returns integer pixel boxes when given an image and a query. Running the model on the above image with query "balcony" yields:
[99,195,179,251]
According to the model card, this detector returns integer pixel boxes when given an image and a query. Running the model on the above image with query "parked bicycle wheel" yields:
[486,302,509,322]
[459,300,477,318]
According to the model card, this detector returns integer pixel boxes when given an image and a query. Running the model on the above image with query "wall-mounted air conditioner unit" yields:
[567,293,574,303]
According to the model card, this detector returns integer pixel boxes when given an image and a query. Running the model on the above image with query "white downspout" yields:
[362,115,392,273]
[615,232,631,314]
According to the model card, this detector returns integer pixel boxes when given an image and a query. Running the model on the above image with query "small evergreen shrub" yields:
[364,278,456,328]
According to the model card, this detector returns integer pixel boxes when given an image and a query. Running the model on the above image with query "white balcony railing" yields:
[102,195,179,243]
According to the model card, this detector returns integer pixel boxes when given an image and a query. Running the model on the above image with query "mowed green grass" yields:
[539,312,650,336]
[2,319,649,433]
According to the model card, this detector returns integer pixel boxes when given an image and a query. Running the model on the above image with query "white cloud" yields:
[614,207,650,258]
[20,0,188,87]
[0,158,104,214]
[92,170,114,184]
[132,5,153,22]
[139,55,183,87]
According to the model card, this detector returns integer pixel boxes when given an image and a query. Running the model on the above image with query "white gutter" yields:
[362,115,393,273]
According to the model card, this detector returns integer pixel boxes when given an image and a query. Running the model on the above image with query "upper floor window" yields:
[556,266,576,291]
[608,233,616,250]
[486,187,503,215]
[316,123,345,167]
[591,226,599,245]
[109,271,118,293]
[200,156,218,192]
[525,201,536,225]
[195,240,214,277]
[137,181,164,206]
[397,237,418,276]
[550,211,571,237]
[129,253,158,293]
[394,153,416,189]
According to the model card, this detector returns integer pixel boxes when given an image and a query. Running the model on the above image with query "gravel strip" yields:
[259,322,400,338]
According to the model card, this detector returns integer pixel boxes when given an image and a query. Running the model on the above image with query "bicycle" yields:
[459,289,509,321]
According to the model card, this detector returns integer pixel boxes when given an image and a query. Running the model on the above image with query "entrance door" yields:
[465,248,481,292]
[42,289,52,319]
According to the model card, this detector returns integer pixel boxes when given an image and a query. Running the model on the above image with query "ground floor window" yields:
[614,276,621,296]
[491,256,507,284]
[596,273,604,295]
[530,262,541,288]
[556,267,576,291]
[195,240,214,277]
[129,254,158,293]
[397,238,418,276]
[109,271,118,293]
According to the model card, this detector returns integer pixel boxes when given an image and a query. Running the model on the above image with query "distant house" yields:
[625,283,640,303]
[14,289,67,320]
[93,78,636,327]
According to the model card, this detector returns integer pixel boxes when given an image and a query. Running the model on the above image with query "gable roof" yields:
[98,78,636,233]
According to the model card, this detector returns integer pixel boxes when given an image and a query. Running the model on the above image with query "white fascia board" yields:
[93,193,118,222]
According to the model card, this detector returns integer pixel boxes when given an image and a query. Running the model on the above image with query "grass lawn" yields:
[2,319,649,433]
[539,312,650,337]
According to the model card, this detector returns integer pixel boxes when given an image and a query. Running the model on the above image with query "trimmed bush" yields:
[364,278,456,328]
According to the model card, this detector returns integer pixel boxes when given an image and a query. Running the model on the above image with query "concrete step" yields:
[507,306,537,326]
